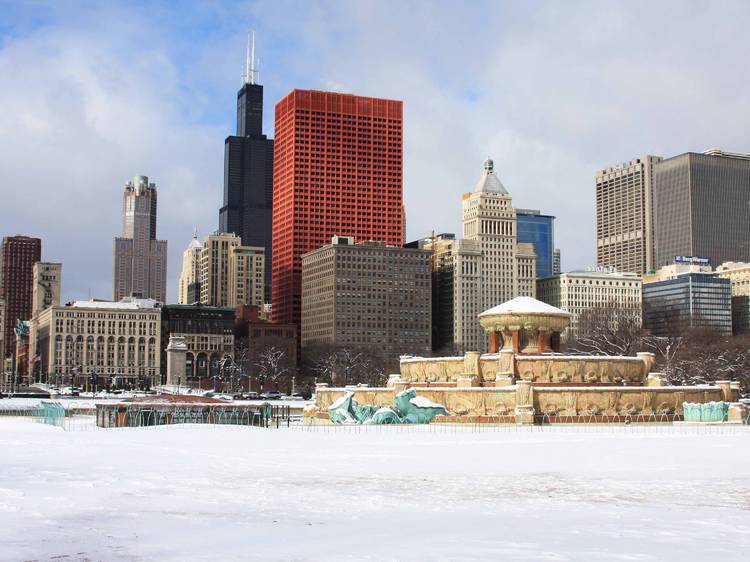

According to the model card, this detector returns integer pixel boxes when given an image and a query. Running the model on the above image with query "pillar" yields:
[489,331,500,353]
[514,380,535,424]
[717,380,732,403]
[536,328,548,354]
[166,336,188,387]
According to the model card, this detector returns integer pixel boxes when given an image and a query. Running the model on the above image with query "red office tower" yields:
[0,235,42,359]
[272,89,403,325]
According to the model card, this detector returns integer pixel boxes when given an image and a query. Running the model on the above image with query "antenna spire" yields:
[243,31,258,85]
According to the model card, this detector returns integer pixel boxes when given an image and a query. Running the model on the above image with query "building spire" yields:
[243,31,258,85]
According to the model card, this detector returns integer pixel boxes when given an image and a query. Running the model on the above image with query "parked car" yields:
[245,392,260,400]
[260,391,283,400]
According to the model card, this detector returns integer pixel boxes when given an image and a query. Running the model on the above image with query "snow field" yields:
[1,419,750,561]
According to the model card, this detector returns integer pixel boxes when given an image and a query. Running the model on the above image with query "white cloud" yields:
[1,0,749,304]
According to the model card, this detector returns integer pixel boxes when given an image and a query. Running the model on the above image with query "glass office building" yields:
[642,273,731,336]
[516,209,555,278]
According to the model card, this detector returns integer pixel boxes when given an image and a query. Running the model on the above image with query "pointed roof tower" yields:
[473,156,509,194]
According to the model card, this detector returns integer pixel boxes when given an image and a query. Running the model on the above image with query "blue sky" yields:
[1,0,749,303]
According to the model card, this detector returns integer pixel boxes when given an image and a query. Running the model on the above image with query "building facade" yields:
[33,298,162,388]
[516,209,555,278]
[197,232,264,308]
[596,155,662,275]
[553,249,561,275]
[178,231,203,304]
[713,261,750,335]
[113,176,168,302]
[0,235,41,362]
[537,270,642,339]
[440,158,536,353]
[160,304,235,386]
[272,89,404,327]
[0,298,5,377]
[642,273,732,337]
[218,43,274,302]
[32,262,62,317]
[653,150,750,269]
[301,236,431,356]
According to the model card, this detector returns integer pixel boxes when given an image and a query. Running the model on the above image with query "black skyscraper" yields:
[219,70,274,302]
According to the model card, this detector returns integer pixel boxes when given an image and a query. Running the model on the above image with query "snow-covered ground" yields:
[2,420,750,561]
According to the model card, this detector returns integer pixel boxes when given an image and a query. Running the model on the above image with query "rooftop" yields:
[473,157,508,195]
[70,297,160,310]
[479,296,571,318]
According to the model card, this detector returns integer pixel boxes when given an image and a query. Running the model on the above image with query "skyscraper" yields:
[272,89,404,326]
[652,150,750,269]
[178,230,202,304]
[427,159,536,353]
[516,209,555,278]
[113,176,168,302]
[0,235,41,361]
[218,35,274,302]
[596,155,662,275]
[195,232,264,308]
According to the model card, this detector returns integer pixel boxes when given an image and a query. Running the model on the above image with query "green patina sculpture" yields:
[682,401,728,422]
[14,319,30,337]
[328,388,448,425]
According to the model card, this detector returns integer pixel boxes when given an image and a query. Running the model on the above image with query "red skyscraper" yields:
[0,235,41,361]
[272,89,403,325]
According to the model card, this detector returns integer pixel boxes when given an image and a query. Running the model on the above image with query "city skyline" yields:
[1,1,749,303]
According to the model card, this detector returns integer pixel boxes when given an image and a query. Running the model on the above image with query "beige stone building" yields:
[537,270,642,338]
[32,262,62,316]
[301,236,432,355]
[714,262,750,296]
[596,156,662,275]
[177,232,264,308]
[643,261,712,284]
[28,262,62,376]
[33,297,162,387]
[177,231,203,304]
[425,158,535,353]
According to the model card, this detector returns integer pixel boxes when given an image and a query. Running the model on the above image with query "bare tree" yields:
[567,302,643,356]
[256,346,291,390]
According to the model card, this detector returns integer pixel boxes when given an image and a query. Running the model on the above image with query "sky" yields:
[1,0,749,304]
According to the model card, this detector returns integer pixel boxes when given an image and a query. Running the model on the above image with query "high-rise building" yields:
[0,235,41,361]
[301,236,431,357]
[197,232,264,308]
[642,273,731,337]
[178,231,203,304]
[272,89,404,327]
[516,209,555,278]
[553,249,561,275]
[427,158,536,353]
[537,270,642,339]
[28,262,62,376]
[652,150,750,269]
[596,155,662,275]
[32,262,62,317]
[113,176,168,302]
[0,298,5,374]
[219,36,274,302]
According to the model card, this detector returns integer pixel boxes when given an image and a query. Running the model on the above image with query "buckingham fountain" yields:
[308,297,744,424]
